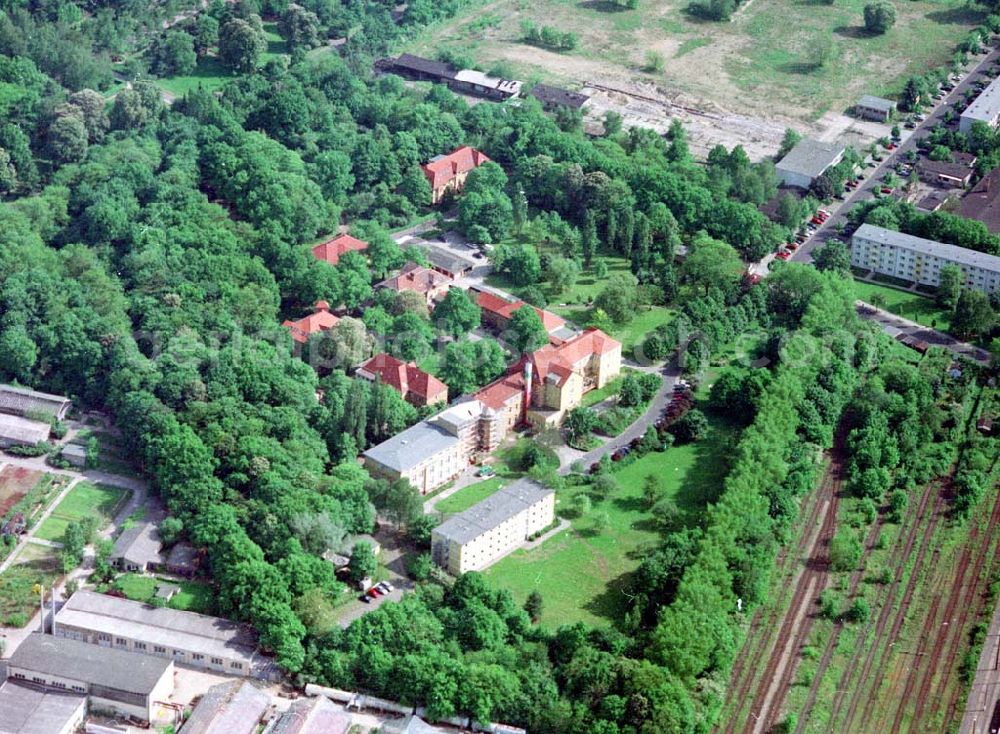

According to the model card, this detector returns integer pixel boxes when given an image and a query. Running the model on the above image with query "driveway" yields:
[856,301,993,365]
[791,41,1000,265]
[558,360,682,474]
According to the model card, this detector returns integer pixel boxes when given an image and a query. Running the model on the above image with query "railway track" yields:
[911,486,1000,730]
[815,479,940,731]
[738,462,842,734]
[717,479,830,733]
[844,484,950,731]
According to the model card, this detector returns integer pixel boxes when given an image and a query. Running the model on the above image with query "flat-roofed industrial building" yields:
[5,633,173,723]
[53,590,279,680]
[0,679,86,734]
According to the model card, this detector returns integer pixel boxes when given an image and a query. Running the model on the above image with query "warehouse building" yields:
[851,223,1000,294]
[0,680,86,734]
[0,414,51,449]
[961,76,1000,133]
[775,138,846,190]
[180,680,271,734]
[270,696,351,734]
[431,478,555,574]
[5,633,174,723]
[54,590,278,680]
[0,384,71,421]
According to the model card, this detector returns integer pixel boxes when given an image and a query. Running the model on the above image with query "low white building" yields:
[431,478,555,575]
[961,76,1000,133]
[5,633,174,723]
[0,679,87,734]
[851,223,1000,294]
[53,590,278,680]
[776,138,846,189]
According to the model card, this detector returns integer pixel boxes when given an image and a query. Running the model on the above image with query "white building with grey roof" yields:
[961,76,1000,133]
[431,478,555,574]
[775,138,846,189]
[5,633,174,723]
[851,223,1000,294]
[855,95,896,122]
[0,680,86,734]
[53,590,279,681]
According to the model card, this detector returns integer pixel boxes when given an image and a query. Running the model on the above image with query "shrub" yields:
[830,530,863,572]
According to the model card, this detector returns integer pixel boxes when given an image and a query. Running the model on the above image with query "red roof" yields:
[475,372,525,410]
[475,291,566,333]
[378,263,451,295]
[421,146,491,189]
[282,301,340,344]
[518,328,621,385]
[311,234,369,266]
[358,353,448,403]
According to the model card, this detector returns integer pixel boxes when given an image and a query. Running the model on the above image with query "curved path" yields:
[558,360,681,474]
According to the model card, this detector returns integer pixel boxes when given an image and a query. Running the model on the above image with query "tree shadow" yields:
[577,0,630,10]
[582,569,636,626]
[778,61,822,75]
[611,495,647,513]
[926,6,986,25]
[833,24,877,40]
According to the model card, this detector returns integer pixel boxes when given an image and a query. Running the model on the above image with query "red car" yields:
[880,186,892,194]
[776,251,791,261]
[786,242,798,251]
[368,587,381,598]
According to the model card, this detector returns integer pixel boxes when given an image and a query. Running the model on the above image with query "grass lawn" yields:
[34,483,128,542]
[851,278,954,332]
[155,56,234,97]
[581,371,627,408]
[113,573,217,615]
[0,544,61,626]
[484,412,734,627]
[404,0,981,123]
[436,477,504,514]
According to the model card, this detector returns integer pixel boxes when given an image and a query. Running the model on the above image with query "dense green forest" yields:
[0,1,985,731]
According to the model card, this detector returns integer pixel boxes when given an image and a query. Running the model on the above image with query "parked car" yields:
[368,587,381,598]
[881,186,892,194]
[359,594,371,604]
[776,251,791,261]
[786,242,798,251]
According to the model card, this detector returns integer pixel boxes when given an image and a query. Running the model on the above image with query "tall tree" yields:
[508,305,549,354]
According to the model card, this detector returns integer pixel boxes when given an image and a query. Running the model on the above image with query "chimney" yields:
[522,361,533,423]
[314,300,331,313]
[39,586,45,634]
[51,588,57,637]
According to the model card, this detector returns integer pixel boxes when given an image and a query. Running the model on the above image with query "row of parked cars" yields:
[359,580,394,603]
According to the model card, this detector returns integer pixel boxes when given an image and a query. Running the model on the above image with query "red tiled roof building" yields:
[356,353,448,407]
[421,146,491,204]
[282,301,339,345]
[376,262,453,307]
[311,234,369,266]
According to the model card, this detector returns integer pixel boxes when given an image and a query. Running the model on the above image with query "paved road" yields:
[792,42,1000,265]
[856,301,993,365]
[558,360,682,473]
